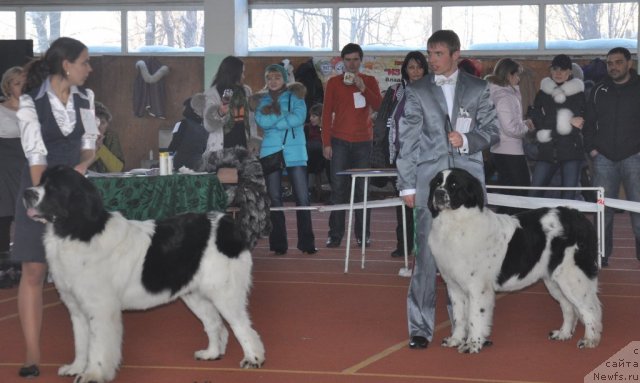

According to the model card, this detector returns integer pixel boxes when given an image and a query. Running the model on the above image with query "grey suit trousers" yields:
[407,206,438,340]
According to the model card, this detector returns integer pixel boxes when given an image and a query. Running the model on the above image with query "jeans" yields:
[328,137,372,241]
[530,160,581,200]
[265,165,315,252]
[592,153,640,260]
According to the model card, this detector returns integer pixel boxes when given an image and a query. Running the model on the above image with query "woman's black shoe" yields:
[18,365,40,378]
[302,248,318,254]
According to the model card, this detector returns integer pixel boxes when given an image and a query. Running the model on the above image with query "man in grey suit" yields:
[396,30,500,349]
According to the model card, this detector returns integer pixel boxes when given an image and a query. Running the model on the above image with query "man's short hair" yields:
[427,30,461,56]
[341,43,363,59]
[607,47,631,61]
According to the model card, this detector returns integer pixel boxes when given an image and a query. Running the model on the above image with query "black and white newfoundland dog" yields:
[23,165,265,383]
[427,168,602,353]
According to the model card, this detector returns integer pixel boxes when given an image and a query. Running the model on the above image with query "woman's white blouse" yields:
[17,78,98,166]
[0,103,20,138]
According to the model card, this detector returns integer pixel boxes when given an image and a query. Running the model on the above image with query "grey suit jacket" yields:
[396,71,500,208]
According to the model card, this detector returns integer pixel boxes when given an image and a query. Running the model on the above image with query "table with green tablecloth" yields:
[89,173,228,220]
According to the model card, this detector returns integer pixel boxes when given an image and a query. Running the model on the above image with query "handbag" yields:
[260,130,289,175]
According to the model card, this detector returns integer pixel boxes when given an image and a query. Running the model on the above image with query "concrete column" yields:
[203,0,248,88]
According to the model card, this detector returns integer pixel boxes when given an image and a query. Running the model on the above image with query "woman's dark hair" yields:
[24,37,87,92]
[211,55,245,96]
[486,58,522,87]
[400,51,428,86]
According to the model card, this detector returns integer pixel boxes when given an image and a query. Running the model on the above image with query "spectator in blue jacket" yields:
[255,64,317,255]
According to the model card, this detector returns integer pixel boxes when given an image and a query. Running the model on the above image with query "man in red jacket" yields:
[322,43,382,248]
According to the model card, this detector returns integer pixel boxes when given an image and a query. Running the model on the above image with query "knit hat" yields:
[551,54,572,70]
[265,64,288,83]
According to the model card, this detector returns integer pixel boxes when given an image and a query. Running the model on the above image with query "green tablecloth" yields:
[90,173,228,220]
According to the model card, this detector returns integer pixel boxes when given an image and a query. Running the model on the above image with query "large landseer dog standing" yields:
[23,165,265,383]
[427,168,602,353]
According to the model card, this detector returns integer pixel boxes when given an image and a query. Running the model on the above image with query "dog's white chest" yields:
[428,210,514,284]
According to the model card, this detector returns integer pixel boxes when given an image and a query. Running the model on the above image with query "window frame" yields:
[9,4,205,56]
[0,9,19,39]
[247,1,640,57]
[0,1,637,57]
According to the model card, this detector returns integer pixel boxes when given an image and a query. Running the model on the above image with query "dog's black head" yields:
[23,165,109,241]
[428,168,485,218]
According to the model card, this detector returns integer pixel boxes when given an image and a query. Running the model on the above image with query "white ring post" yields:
[597,187,605,268]
[361,176,368,269]
[344,176,357,273]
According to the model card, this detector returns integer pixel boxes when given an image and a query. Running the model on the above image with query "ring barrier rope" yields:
[265,178,639,271]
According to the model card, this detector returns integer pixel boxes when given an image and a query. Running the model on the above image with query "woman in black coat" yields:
[529,54,585,200]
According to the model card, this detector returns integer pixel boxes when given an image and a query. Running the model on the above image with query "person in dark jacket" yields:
[13,37,98,378]
[529,54,585,200]
[584,47,640,267]
[168,96,208,170]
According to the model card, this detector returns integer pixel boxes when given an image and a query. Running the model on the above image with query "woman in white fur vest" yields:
[529,54,585,200]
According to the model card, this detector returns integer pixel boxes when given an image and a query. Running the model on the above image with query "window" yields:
[25,11,121,53]
[0,11,16,39]
[127,10,204,53]
[545,2,638,50]
[249,8,332,52]
[338,7,431,51]
[443,5,539,50]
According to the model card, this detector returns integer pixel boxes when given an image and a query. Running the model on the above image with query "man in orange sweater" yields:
[322,43,382,248]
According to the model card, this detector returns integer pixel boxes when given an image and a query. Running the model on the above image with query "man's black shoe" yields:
[409,335,428,349]
[391,249,404,257]
[326,237,341,248]
[356,237,371,247]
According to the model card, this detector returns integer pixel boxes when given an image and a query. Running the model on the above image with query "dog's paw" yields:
[548,329,573,341]
[441,336,463,348]
[458,341,480,354]
[194,349,224,361]
[58,363,83,376]
[577,337,600,349]
[240,356,264,369]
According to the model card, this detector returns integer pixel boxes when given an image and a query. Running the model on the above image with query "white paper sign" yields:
[456,117,472,134]
[353,92,366,109]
